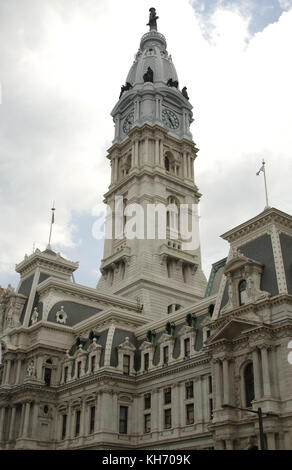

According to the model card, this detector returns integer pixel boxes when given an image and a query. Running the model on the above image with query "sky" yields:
[0,0,292,289]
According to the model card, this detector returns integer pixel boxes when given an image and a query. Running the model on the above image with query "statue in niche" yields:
[167,78,179,88]
[119,82,133,99]
[27,359,36,377]
[182,86,189,100]
[143,66,154,83]
[31,307,39,325]
[147,7,159,31]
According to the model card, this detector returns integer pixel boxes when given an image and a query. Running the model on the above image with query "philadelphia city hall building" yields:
[0,9,292,451]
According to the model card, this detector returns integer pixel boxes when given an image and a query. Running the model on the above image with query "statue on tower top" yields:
[147,7,159,31]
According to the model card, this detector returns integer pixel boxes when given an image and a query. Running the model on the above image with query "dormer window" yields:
[239,280,247,306]
[164,156,170,171]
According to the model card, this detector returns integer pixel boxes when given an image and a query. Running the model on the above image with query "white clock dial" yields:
[162,109,179,129]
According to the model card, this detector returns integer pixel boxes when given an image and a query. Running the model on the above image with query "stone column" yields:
[191,157,194,181]
[66,403,72,440]
[31,402,39,439]
[8,407,16,441]
[222,358,230,405]
[261,346,272,397]
[195,376,203,423]
[155,139,160,165]
[159,141,164,167]
[5,359,11,384]
[252,348,262,400]
[79,399,86,437]
[171,383,180,430]
[225,439,233,450]
[135,140,139,168]
[0,407,5,441]
[151,389,159,434]
[183,152,187,178]
[145,137,149,163]
[267,432,276,450]
[214,360,222,409]
[22,402,31,438]
[15,359,22,384]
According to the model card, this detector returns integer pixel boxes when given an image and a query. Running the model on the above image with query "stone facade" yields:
[0,13,292,451]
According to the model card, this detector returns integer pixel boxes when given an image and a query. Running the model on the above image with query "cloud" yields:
[0,0,292,289]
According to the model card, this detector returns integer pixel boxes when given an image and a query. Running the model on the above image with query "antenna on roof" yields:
[47,201,56,249]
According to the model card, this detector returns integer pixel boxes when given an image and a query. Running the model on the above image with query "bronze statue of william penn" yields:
[147,7,159,31]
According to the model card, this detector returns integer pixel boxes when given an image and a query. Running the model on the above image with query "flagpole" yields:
[262,160,270,210]
[48,201,55,249]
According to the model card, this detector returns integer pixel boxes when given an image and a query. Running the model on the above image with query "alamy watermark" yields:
[92,196,201,251]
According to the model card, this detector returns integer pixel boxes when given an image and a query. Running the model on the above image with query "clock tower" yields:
[97,9,207,319]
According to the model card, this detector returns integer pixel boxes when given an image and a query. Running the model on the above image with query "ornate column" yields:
[15,359,22,384]
[183,151,187,178]
[260,346,272,397]
[4,359,11,384]
[31,402,39,439]
[135,140,139,168]
[222,358,230,405]
[267,432,276,450]
[145,137,149,163]
[8,406,16,441]
[252,348,262,400]
[22,402,31,438]
[195,376,203,423]
[79,399,86,437]
[0,407,5,441]
[214,359,223,409]
[171,383,180,430]
[155,138,160,165]
[159,140,164,167]
[66,403,72,441]
[151,388,159,434]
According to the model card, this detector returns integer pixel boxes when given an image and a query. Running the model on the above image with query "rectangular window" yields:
[64,367,68,383]
[62,414,67,440]
[206,329,211,338]
[184,338,190,357]
[208,376,213,394]
[119,406,128,434]
[209,398,213,420]
[77,362,81,379]
[164,409,172,429]
[163,346,169,364]
[185,381,194,399]
[75,410,81,436]
[144,393,151,410]
[186,403,194,425]
[144,413,151,433]
[164,387,171,404]
[90,406,95,434]
[144,353,149,371]
[91,356,96,373]
[123,354,130,375]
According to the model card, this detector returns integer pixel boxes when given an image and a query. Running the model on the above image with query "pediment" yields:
[224,254,263,275]
[208,319,259,343]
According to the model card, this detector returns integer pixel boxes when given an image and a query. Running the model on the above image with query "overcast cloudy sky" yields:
[1,0,292,289]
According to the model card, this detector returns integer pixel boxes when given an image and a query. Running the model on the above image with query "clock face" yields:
[162,109,179,129]
[123,112,134,133]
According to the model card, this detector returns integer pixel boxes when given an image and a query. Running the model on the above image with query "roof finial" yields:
[47,200,56,249]
[256,160,270,210]
[147,7,159,31]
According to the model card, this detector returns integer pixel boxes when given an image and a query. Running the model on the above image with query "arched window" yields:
[239,280,247,306]
[244,363,255,407]
[164,156,170,171]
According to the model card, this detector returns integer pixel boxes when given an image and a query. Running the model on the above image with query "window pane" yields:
[144,353,149,371]
[123,355,130,375]
[62,414,67,440]
[239,280,247,305]
[144,414,151,433]
[184,338,190,357]
[144,394,151,410]
[90,406,95,434]
[44,368,51,386]
[163,346,169,364]
[185,382,193,399]
[164,409,171,429]
[119,406,128,434]
[91,356,96,373]
[186,404,194,424]
[164,388,171,404]
[75,410,81,436]
[244,363,255,407]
